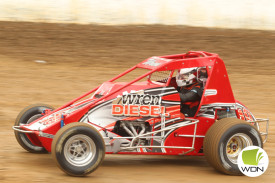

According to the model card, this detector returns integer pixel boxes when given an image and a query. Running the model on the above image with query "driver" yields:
[176,67,204,117]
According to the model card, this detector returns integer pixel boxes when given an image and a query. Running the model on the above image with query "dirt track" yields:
[0,21,274,182]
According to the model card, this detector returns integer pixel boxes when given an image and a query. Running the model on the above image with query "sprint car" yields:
[13,51,269,176]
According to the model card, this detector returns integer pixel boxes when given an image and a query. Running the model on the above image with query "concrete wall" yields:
[0,0,275,30]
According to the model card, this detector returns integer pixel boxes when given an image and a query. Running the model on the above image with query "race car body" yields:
[13,51,269,176]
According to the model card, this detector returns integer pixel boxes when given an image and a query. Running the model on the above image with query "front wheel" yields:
[203,118,263,175]
[14,104,54,153]
[51,122,105,176]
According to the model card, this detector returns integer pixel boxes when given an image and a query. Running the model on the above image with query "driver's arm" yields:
[179,91,200,103]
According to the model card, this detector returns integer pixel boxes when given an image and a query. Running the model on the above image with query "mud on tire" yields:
[51,122,105,176]
[203,118,263,175]
[14,103,54,153]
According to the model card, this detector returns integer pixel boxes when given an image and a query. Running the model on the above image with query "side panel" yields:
[80,87,180,130]
[200,58,235,106]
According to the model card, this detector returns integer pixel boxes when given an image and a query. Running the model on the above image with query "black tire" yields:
[203,118,263,175]
[51,122,105,176]
[14,103,54,153]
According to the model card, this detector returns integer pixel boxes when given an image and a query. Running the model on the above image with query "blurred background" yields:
[0,0,274,182]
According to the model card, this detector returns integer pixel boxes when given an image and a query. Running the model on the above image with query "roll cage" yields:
[53,51,233,117]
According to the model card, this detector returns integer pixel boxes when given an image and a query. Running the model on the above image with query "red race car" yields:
[13,51,269,176]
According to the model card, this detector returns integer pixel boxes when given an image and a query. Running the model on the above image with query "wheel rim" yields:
[64,134,96,167]
[226,133,253,164]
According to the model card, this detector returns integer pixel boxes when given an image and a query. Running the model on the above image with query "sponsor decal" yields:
[237,107,253,121]
[143,58,161,66]
[237,108,245,120]
[112,91,168,117]
[38,112,62,126]
[142,57,170,67]
[242,108,253,121]
[237,146,269,177]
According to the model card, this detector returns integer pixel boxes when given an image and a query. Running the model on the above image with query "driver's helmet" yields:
[176,67,197,87]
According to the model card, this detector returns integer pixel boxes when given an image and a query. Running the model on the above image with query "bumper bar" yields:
[248,118,269,143]
[12,126,35,133]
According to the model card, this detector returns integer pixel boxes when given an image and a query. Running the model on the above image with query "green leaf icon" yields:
[257,152,263,165]
[242,148,264,166]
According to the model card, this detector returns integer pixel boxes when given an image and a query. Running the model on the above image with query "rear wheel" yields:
[51,122,105,176]
[203,118,262,175]
[14,104,54,153]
